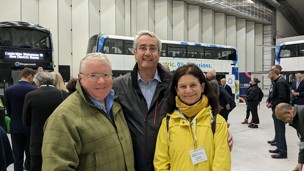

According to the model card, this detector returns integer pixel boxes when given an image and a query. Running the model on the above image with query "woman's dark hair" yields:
[66,77,77,93]
[253,78,260,84]
[166,63,220,114]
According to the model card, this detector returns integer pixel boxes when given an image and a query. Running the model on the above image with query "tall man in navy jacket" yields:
[4,67,37,171]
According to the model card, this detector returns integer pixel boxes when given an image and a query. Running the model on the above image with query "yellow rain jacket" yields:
[154,106,231,171]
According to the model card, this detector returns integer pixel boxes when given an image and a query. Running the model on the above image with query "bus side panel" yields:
[107,54,135,71]
[159,58,233,73]
[280,57,303,72]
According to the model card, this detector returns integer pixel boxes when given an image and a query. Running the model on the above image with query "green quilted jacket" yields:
[42,82,134,171]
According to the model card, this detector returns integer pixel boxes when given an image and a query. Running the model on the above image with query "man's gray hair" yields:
[133,30,162,53]
[34,71,55,87]
[79,53,111,73]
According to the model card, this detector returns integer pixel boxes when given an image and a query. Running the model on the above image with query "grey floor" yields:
[6,100,300,171]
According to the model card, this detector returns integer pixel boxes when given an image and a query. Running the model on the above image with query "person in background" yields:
[246,78,262,128]
[42,53,134,170]
[206,69,232,121]
[291,72,304,106]
[267,68,290,159]
[22,71,68,171]
[275,103,304,171]
[66,77,77,95]
[266,65,283,146]
[206,69,219,96]
[37,67,44,73]
[154,63,230,171]
[221,78,233,98]
[50,71,69,93]
[0,126,14,170]
[4,67,37,171]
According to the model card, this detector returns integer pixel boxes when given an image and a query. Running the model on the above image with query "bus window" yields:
[167,44,186,58]
[161,44,167,57]
[205,47,221,59]
[124,40,134,55]
[299,43,304,56]
[280,44,298,58]
[196,46,204,58]
[103,38,123,54]
[220,48,237,60]
[187,46,196,58]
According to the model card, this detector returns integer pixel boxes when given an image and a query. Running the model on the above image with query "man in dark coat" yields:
[221,78,233,98]
[22,71,68,171]
[267,68,290,159]
[275,103,304,171]
[4,67,36,171]
[291,72,304,106]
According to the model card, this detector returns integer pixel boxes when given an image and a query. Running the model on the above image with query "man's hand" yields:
[266,102,272,108]
[228,130,233,151]
[293,163,303,171]
[226,104,231,110]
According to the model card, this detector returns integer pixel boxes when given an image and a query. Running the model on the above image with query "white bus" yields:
[275,39,304,82]
[87,34,239,80]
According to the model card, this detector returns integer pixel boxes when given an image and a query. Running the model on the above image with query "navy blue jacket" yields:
[4,81,37,133]
[291,80,304,105]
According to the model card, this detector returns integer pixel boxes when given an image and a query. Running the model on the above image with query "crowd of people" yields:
[0,30,303,171]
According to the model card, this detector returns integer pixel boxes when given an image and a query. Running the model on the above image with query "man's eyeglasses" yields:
[80,73,113,81]
[136,46,158,53]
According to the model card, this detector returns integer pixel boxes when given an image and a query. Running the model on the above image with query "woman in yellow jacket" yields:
[154,63,231,171]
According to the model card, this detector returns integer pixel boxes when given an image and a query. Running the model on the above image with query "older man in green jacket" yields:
[42,53,134,171]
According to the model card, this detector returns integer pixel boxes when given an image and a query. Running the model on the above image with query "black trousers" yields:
[245,106,251,120]
[272,112,287,154]
[31,155,42,171]
[248,104,259,124]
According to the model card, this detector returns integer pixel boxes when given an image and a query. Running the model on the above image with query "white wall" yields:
[276,11,298,38]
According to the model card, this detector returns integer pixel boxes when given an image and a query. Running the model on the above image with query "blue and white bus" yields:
[87,34,239,79]
[275,39,304,82]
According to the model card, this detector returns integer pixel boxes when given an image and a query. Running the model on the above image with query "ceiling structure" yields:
[275,0,304,35]
[178,0,304,35]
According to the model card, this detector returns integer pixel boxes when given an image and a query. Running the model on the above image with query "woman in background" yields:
[246,78,263,128]
[154,63,231,171]
[50,71,68,93]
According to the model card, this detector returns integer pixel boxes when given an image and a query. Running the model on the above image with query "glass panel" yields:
[161,44,167,57]
[167,44,186,58]
[204,47,221,59]
[124,40,134,55]
[103,39,123,54]
[0,27,51,49]
[187,46,196,58]
[220,48,237,60]
[279,44,298,58]
[299,43,304,56]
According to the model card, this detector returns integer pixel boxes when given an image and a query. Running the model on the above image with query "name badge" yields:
[189,146,207,165]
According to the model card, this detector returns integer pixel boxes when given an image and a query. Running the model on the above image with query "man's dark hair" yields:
[269,69,280,76]
[272,65,282,72]
[20,67,36,78]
